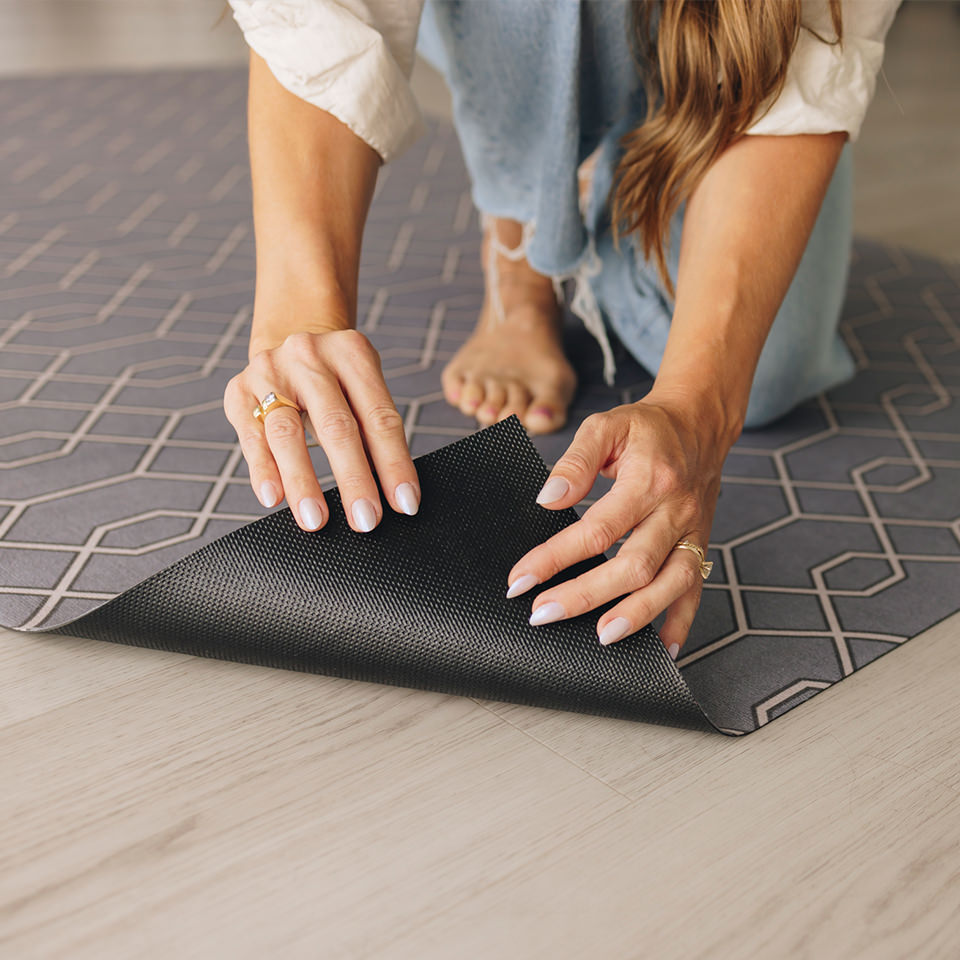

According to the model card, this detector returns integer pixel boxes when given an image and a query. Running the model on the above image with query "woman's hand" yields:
[223,326,419,534]
[505,394,730,659]
[228,52,410,533]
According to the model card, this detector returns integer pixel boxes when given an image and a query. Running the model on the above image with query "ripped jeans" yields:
[417,0,856,429]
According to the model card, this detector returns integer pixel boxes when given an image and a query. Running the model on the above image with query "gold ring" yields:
[253,391,301,422]
[674,540,713,580]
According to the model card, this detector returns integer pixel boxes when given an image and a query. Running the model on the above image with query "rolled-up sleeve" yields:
[746,0,902,142]
[229,0,426,162]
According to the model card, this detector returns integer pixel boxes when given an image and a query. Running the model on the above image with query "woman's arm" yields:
[246,49,379,353]
[649,131,848,440]
[223,51,420,533]
[506,131,847,655]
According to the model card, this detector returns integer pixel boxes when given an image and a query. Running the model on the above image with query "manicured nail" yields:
[259,480,279,508]
[480,405,498,418]
[667,642,680,660]
[529,601,565,626]
[506,573,538,598]
[530,406,554,420]
[598,617,631,646]
[395,482,419,516]
[352,498,377,532]
[298,497,324,531]
[535,476,570,505]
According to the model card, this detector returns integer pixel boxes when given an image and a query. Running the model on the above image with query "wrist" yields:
[648,310,760,452]
[645,377,744,454]
[248,279,353,360]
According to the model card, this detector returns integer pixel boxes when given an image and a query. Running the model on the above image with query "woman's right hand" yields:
[224,327,420,534]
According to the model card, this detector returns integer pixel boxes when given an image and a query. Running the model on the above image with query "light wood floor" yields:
[1,2,958,957]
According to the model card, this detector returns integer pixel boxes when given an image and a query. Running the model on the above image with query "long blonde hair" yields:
[610,0,843,298]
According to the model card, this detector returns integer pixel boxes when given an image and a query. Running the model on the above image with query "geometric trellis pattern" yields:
[1,69,957,735]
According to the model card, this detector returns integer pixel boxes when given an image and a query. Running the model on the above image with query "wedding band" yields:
[674,540,713,580]
[253,391,301,422]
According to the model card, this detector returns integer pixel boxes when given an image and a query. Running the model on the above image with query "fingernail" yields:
[298,497,324,531]
[395,482,419,516]
[529,601,565,626]
[535,476,570,505]
[352,498,377,533]
[530,406,554,420]
[506,573,538,598]
[667,642,680,660]
[259,480,279,508]
[598,617,631,646]
[480,405,498,417]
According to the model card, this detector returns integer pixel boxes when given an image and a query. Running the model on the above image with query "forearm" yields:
[648,131,847,445]
[246,50,381,358]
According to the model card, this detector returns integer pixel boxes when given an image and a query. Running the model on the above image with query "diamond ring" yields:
[252,391,301,422]
[673,540,713,580]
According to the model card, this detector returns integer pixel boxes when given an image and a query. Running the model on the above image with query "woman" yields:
[222,0,900,659]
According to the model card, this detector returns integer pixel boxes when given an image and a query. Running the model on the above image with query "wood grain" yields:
[0,1,958,956]
[0,609,957,958]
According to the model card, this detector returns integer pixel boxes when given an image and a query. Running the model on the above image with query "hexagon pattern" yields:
[1,70,958,734]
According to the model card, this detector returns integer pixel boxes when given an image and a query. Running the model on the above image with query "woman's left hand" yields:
[506,394,731,659]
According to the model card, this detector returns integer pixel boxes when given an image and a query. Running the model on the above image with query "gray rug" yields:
[1,69,958,735]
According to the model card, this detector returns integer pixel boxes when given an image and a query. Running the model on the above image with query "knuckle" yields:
[651,460,682,496]
[525,548,555,580]
[264,412,303,443]
[582,515,619,556]
[676,559,701,592]
[675,609,698,634]
[288,475,321,497]
[224,374,245,403]
[338,328,375,360]
[623,552,658,588]
[384,455,413,475]
[578,411,605,434]
[558,448,592,478]
[629,598,655,629]
[337,473,368,494]
[315,409,360,444]
[674,492,700,525]
[567,584,594,614]
[364,402,404,438]
[281,331,316,356]
[248,349,276,375]
[628,593,658,630]
[237,428,265,449]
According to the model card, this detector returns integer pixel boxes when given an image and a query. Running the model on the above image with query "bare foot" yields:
[441,217,577,435]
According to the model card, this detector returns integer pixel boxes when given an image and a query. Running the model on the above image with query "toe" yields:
[441,363,464,404]
[498,382,531,423]
[458,377,485,417]
[476,379,507,425]
[523,390,569,435]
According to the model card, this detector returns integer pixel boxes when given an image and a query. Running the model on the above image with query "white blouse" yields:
[228,0,902,164]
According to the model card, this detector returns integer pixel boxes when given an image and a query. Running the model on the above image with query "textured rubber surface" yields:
[50,417,716,733]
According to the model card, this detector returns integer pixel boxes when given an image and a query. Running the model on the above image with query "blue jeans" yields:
[417,0,856,428]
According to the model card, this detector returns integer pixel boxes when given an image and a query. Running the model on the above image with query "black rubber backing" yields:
[50,417,716,734]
